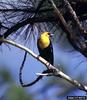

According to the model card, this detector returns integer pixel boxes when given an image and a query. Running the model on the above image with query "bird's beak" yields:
[50,34,54,37]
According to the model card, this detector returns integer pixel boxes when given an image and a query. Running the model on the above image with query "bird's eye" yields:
[47,32,50,35]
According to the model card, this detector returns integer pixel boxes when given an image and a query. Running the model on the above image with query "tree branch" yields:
[0,0,87,40]
[19,51,51,87]
[1,0,45,39]
[0,38,87,92]
[70,0,87,3]
[2,16,56,39]
[64,0,87,37]
[0,7,87,21]
[0,8,53,13]
[49,0,87,57]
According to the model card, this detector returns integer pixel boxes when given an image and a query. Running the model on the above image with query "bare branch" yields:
[0,8,52,13]
[0,38,87,92]
[70,0,87,3]
[64,0,87,36]
[49,0,87,57]
[3,16,57,39]
[36,72,53,76]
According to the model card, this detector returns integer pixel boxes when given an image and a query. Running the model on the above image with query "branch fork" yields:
[0,38,87,92]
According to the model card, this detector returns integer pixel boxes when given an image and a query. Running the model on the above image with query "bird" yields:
[37,32,54,65]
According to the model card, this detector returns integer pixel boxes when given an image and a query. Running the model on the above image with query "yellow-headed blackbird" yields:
[37,32,54,65]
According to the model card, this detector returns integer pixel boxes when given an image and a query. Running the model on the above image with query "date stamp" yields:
[67,96,87,100]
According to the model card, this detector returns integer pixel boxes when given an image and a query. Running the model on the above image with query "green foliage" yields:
[0,68,13,83]
[6,85,33,100]
[0,67,33,100]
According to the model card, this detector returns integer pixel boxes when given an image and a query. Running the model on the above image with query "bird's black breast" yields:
[37,40,54,65]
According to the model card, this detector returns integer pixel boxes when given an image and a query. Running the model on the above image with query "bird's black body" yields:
[37,40,54,65]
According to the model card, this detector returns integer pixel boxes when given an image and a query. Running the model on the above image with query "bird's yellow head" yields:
[38,32,51,49]
[40,32,50,38]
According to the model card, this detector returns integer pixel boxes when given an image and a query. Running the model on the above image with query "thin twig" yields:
[0,38,87,92]
[36,72,53,76]
[19,50,51,87]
